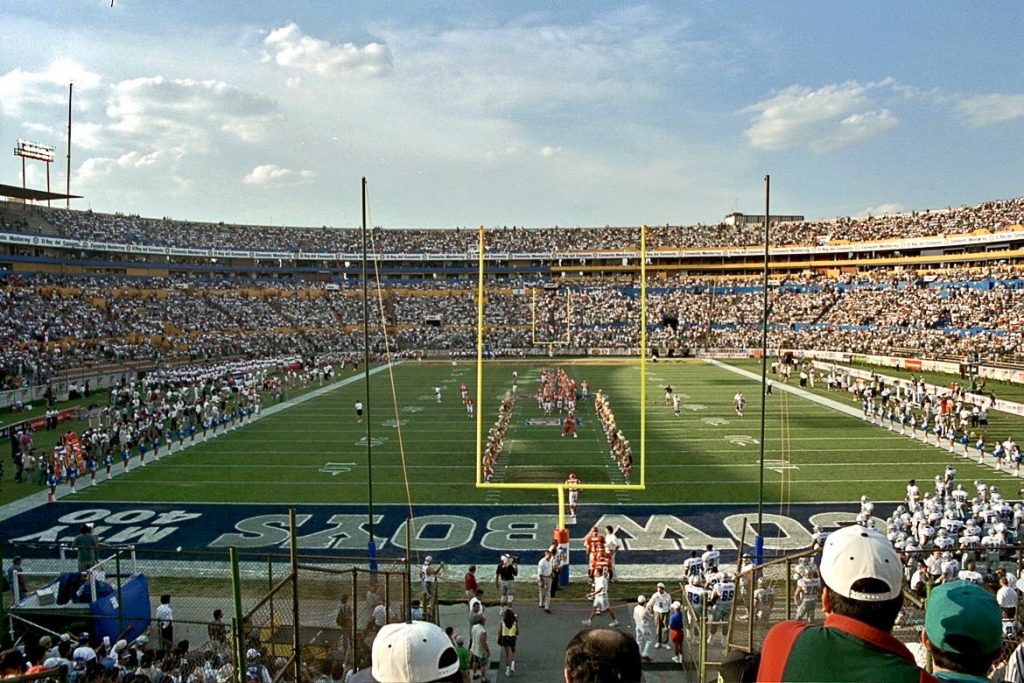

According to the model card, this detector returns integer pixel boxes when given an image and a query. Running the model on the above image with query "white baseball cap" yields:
[819,525,902,602]
[358,622,460,682]
[656,582,665,588]
[636,595,646,603]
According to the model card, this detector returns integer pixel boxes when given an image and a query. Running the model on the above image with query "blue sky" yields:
[2,1,1022,229]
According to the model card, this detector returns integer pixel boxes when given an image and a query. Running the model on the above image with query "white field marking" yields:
[682,404,708,411]
[724,435,760,447]
[162,459,982,471]
[222,430,933,442]
[199,445,941,456]
[94,476,970,488]
[701,417,730,427]
[764,459,799,473]
[319,462,356,476]
[0,364,396,523]
[354,436,388,447]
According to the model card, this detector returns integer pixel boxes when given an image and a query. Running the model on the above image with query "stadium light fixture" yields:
[14,138,56,206]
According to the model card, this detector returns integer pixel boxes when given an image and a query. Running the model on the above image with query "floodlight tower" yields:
[14,139,56,205]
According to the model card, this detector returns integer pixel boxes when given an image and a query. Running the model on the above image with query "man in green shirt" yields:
[758,524,933,682]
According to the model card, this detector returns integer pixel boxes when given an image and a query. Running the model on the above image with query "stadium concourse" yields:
[6,197,1024,682]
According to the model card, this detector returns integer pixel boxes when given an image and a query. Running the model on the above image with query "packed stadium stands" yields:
[13,197,1023,252]
[0,195,1023,391]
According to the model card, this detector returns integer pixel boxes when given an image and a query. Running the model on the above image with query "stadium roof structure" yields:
[0,183,81,202]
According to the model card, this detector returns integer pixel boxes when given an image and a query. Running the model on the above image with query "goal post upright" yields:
[640,224,647,488]
[476,225,485,486]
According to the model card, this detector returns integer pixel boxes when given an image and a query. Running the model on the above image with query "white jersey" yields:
[796,577,821,603]
[683,556,703,576]
[714,581,736,606]
[701,549,720,571]
[753,586,775,615]
[684,585,706,610]
[957,570,985,585]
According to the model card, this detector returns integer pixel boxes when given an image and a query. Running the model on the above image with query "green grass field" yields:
[32,358,1018,509]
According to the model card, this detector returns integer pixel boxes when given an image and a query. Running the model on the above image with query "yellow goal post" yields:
[474,225,648,525]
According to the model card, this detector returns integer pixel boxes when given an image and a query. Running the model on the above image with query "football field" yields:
[59,358,1023,509]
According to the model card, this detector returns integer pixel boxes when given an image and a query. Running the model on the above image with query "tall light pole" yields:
[360,177,377,571]
[66,83,73,209]
[755,175,771,564]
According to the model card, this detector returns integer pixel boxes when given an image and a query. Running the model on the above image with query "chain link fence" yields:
[2,521,410,683]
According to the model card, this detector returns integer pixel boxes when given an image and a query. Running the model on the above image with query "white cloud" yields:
[744,79,900,152]
[540,146,562,157]
[117,150,163,168]
[374,6,703,115]
[77,156,116,184]
[73,122,107,151]
[957,93,1024,127]
[104,76,279,149]
[76,150,165,183]
[243,164,312,185]
[0,59,102,117]
[812,109,898,152]
[21,122,57,137]
[263,23,392,77]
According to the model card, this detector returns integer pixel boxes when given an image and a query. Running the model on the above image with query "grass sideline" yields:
[0,369,372,507]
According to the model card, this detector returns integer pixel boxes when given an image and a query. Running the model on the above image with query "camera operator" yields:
[495,554,519,608]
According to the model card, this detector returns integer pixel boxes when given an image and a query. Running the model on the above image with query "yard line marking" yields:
[158,458,995,471]
[764,459,799,474]
[90,475,988,488]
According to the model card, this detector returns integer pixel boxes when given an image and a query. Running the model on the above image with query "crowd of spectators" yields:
[9,265,1024,390]
[4,197,1024,255]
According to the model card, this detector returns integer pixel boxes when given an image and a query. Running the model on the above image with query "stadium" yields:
[4,5,1024,683]
[6,190,1024,680]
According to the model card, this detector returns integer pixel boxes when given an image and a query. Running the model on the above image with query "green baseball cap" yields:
[925,580,1002,655]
